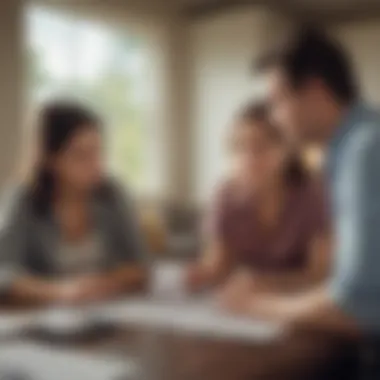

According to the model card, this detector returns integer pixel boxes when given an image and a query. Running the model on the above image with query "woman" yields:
[187,101,330,295]
[0,100,147,304]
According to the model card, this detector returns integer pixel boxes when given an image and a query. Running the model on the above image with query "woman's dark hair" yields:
[29,100,102,215]
[233,100,308,186]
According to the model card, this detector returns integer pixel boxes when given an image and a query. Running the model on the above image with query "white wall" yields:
[331,20,380,106]
[0,0,23,188]
[189,7,291,203]
[162,15,193,204]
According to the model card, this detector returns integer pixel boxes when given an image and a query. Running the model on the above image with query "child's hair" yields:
[233,100,308,185]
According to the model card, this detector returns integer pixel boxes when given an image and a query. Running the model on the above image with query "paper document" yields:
[0,312,39,338]
[150,261,188,300]
[0,308,98,338]
[100,297,283,342]
[0,342,138,380]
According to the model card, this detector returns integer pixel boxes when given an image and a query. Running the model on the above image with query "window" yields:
[25,5,160,194]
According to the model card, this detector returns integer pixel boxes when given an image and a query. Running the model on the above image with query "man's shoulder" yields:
[361,103,380,123]
[337,107,380,180]
[344,105,380,153]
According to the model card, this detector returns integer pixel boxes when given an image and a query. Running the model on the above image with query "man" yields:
[223,28,380,378]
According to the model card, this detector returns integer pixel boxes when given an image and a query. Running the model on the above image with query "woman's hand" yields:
[217,269,256,314]
[11,274,115,306]
[53,276,110,304]
[185,264,211,292]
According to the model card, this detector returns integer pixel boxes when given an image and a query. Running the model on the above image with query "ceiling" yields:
[181,0,380,21]
[36,0,380,23]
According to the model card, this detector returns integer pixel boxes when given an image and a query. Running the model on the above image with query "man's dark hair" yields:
[255,27,358,104]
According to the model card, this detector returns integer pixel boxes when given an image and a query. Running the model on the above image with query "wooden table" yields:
[21,320,355,380]
[0,278,359,380]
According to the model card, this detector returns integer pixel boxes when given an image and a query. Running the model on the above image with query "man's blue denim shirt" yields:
[328,102,380,332]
